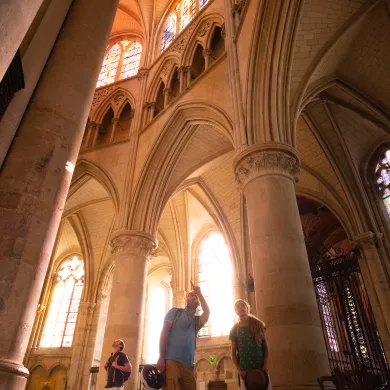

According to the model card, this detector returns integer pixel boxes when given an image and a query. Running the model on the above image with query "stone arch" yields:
[92,87,136,123]
[72,159,120,214]
[175,179,242,284]
[291,1,381,125]
[181,13,224,66]
[128,101,234,236]
[146,56,179,102]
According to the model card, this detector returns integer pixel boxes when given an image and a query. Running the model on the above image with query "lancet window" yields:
[40,256,85,348]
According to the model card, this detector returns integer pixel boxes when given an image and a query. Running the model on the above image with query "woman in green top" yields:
[229,299,271,389]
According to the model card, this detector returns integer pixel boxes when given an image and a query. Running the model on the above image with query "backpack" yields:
[113,352,131,382]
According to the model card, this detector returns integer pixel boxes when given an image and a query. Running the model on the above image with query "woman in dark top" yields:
[229,300,271,389]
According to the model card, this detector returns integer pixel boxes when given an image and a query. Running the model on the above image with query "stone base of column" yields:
[0,359,29,390]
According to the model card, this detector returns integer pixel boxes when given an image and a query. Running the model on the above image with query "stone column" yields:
[96,231,156,390]
[67,302,96,390]
[178,66,186,93]
[0,0,119,387]
[353,232,390,358]
[109,118,120,143]
[172,290,187,307]
[203,49,212,69]
[163,88,171,109]
[186,66,192,88]
[0,0,44,81]
[233,143,330,389]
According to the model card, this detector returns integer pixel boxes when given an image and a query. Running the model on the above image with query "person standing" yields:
[157,282,210,390]
[230,300,271,390]
[104,339,132,389]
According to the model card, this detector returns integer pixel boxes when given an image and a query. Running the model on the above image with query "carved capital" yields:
[110,230,157,259]
[143,101,156,109]
[353,231,383,250]
[163,87,171,96]
[233,143,300,188]
[178,66,187,76]
[202,48,212,57]
[137,67,149,80]
[78,301,96,314]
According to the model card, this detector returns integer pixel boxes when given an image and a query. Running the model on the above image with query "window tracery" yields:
[120,41,142,80]
[161,14,177,51]
[180,0,196,31]
[161,0,213,52]
[376,149,390,216]
[40,256,85,348]
[197,232,234,337]
[97,41,142,88]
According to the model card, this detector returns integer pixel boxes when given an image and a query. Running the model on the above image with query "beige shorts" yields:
[163,360,196,390]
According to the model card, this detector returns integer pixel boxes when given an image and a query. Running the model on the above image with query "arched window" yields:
[376,149,390,216]
[40,256,85,347]
[96,43,122,88]
[180,0,196,31]
[197,232,234,337]
[120,41,142,80]
[161,14,177,52]
[97,41,142,88]
[200,0,209,9]
[146,284,169,362]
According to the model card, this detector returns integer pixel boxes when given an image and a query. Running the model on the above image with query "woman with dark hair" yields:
[229,300,271,390]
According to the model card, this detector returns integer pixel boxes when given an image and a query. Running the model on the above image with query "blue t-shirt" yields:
[165,307,199,367]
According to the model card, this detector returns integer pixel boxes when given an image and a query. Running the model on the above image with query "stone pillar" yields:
[233,143,330,389]
[0,0,119,387]
[67,302,96,390]
[172,290,187,307]
[186,66,192,88]
[163,88,171,109]
[203,49,212,69]
[353,232,390,358]
[109,118,120,143]
[0,0,44,81]
[96,231,156,390]
[178,66,186,93]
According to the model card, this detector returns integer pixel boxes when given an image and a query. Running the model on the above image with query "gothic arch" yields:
[92,87,137,123]
[291,0,381,126]
[72,159,120,213]
[128,101,233,236]
[147,55,179,102]
[182,13,224,66]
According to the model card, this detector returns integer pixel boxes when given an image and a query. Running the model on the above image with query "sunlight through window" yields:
[40,256,84,348]
[198,232,234,337]
[147,284,168,362]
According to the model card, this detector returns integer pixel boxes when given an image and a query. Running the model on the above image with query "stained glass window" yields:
[317,284,339,352]
[200,0,209,9]
[376,149,390,216]
[40,256,84,348]
[197,232,234,337]
[180,0,196,31]
[97,43,121,88]
[161,14,177,52]
[120,41,142,80]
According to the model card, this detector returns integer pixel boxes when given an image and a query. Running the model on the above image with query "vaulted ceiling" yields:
[113,0,173,40]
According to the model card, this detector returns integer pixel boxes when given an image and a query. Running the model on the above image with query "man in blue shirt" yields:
[157,282,210,390]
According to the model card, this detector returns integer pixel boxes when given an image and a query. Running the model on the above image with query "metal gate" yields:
[311,250,389,387]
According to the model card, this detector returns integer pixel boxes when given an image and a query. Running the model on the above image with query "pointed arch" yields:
[128,100,233,236]
[72,159,120,213]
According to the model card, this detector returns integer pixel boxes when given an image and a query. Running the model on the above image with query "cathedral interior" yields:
[1,0,390,389]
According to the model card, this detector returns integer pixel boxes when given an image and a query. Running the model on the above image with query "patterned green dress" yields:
[229,325,265,371]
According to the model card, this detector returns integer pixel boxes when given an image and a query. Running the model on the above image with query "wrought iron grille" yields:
[311,251,389,388]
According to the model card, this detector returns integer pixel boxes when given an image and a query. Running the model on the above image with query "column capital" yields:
[233,143,300,188]
[78,301,96,314]
[163,87,171,96]
[352,231,383,249]
[110,230,157,258]
[137,67,149,80]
